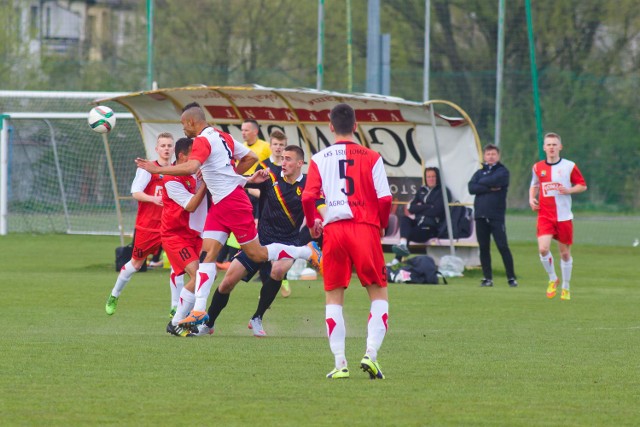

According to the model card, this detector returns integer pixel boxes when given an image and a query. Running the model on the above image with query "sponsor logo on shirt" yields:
[542,182,560,197]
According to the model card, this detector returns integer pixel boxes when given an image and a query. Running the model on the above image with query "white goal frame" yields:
[0,91,133,242]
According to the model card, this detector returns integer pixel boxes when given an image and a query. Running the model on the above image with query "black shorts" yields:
[233,251,271,283]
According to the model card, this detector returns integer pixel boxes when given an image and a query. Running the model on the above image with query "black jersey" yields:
[249,168,308,246]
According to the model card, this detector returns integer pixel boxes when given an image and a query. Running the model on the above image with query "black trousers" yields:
[399,216,439,243]
[475,218,515,280]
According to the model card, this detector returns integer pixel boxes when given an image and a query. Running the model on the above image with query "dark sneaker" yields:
[480,279,494,287]
[508,278,518,287]
[166,322,195,337]
[391,243,410,257]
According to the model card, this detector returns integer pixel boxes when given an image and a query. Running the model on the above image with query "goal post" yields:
[0,91,140,238]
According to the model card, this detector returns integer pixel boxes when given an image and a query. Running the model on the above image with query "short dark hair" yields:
[182,102,205,121]
[243,119,259,130]
[483,143,500,153]
[330,103,356,135]
[182,102,201,113]
[284,145,304,161]
[174,137,193,157]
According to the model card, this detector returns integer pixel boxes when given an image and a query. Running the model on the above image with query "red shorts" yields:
[537,216,573,245]
[203,186,258,245]
[162,234,203,276]
[322,221,387,291]
[132,228,162,260]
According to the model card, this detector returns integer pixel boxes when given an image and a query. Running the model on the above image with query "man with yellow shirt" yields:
[241,119,271,219]
[241,119,271,175]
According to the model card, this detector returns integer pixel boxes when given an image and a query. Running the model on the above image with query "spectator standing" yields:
[468,144,517,287]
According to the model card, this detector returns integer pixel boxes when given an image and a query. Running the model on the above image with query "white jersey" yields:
[189,126,251,204]
[130,168,152,194]
[164,177,207,234]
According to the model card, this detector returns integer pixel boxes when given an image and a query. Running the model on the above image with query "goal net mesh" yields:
[2,94,142,235]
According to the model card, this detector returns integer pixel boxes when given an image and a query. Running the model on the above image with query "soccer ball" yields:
[88,106,116,133]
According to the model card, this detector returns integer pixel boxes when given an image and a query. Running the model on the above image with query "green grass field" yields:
[1,234,639,426]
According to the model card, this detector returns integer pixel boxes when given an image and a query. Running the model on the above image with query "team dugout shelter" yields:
[97,85,482,260]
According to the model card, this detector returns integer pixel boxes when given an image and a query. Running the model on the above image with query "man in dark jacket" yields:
[391,167,451,264]
[468,144,517,287]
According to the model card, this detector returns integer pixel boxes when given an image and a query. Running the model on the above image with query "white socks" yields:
[172,288,195,325]
[561,257,573,290]
[170,269,184,308]
[399,238,408,246]
[193,262,216,312]
[366,300,389,362]
[326,300,390,369]
[326,304,347,369]
[111,260,139,297]
[539,252,558,282]
[266,243,311,261]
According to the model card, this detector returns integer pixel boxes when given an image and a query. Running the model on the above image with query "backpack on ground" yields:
[387,255,447,285]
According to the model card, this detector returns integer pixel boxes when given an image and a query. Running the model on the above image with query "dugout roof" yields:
[96,85,481,204]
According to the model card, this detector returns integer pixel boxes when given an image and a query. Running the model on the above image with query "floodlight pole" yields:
[146,0,154,90]
[494,0,505,146]
[102,133,125,246]
[525,0,544,159]
[346,0,353,92]
[317,0,325,90]
[423,0,431,101]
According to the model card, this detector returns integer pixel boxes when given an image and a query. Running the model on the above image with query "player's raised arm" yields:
[135,157,201,176]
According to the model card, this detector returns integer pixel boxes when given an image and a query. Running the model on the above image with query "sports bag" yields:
[387,255,446,285]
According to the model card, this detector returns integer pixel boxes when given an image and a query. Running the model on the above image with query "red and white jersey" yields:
[189,127,251,204]
[130,162,164,232]
[161,174,207,239]
[531,158,586,222]
[302,140,392,228]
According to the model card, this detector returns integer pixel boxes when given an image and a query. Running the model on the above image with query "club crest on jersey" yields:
[540,170,546,177]
[296,187,301,196]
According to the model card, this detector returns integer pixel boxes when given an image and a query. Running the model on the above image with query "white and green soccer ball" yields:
[88,106,116,134]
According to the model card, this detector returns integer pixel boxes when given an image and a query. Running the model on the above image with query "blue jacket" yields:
[468,162,509,221]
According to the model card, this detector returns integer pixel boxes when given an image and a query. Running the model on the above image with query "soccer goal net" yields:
[0,91,141,239]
